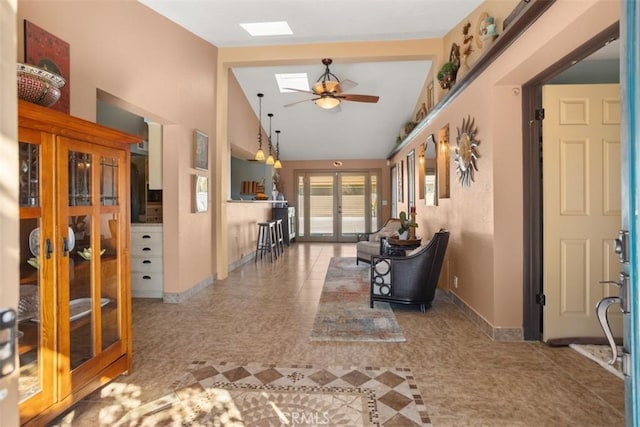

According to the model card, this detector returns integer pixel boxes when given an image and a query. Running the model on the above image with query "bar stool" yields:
[272,218,285,255]
[255,222,277,262]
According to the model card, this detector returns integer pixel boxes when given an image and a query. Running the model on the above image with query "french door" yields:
[296,170,380,242]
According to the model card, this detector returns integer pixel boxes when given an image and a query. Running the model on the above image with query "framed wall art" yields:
[194,129,208,170]
[24,20,70,113]
[192,175,209,213]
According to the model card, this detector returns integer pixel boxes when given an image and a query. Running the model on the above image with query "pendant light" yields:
[274,130,282,169]
[265,113,275,165]
[254,93,265,161]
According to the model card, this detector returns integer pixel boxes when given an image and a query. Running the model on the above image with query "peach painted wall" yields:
[228,71,268,159]
[279,159,390,222]
[390,0,620,329]
[17,0,218,294]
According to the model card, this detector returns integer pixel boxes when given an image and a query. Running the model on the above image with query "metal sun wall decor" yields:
[454,115,480,187]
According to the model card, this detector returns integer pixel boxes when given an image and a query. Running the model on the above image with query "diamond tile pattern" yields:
[121,362,429,426]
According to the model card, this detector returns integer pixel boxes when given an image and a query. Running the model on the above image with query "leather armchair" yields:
[370,229,449,312]
[355,218,402,264]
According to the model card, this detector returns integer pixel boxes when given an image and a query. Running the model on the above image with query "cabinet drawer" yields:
[131,243,163,257]
[131,231,163,246]
[131,272,163,292]
[130,257,163,273]
[146,216,163,223]
[147,206,162,216]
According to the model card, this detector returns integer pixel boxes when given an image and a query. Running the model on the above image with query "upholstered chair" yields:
[355,218,402,264]
[370,229,449,312]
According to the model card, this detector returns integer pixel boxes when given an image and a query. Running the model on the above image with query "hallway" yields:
[54,243,624,425]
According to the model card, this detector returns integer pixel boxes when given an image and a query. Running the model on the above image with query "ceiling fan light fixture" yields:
[315,96,340,109]
[312,80,340,94]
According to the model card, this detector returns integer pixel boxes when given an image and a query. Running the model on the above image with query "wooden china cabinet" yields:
[17,100,140,425]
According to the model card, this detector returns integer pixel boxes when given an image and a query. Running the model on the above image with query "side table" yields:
[382,237,422,256]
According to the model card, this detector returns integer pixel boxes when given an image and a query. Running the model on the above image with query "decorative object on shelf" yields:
[426,81,435,112]
[24,20,70,113]
[265,113,275,165]
[192,174,209,212]
[274,130,283,169]
[397,210,418,240]
[437,61,459,90]
[193,129,208,170]
[77,248,106,261]
[400,120,417,140]
[415,103,427,123]
[455,115,481,187]
[476,12,489,49]
[17,63,65,108]
[482,15,499,47]
[254,93,266,161]
[27,257,39,270]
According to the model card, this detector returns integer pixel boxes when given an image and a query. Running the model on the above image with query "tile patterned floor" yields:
[52,243,625,426]
[110,362,429,426]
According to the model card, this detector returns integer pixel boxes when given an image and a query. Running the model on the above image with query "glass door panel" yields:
[18,217,41,401]
[100,213,120,350]
[68,151,92,207]
[69,214,94,370]
[18,136,56,417]
[297,171,381,242]
[339,174,366,240]
[100,157,118,206]
[309,174,334,238]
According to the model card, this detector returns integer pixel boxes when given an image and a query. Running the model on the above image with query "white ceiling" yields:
[137,0,486,160]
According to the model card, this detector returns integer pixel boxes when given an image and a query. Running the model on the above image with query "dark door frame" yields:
[521,22,621,340]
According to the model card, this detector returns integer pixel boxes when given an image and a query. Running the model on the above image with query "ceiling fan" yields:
[284,58,380,109]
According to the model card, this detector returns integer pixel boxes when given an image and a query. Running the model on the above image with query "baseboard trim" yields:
[228,251,256,272]
[448,291,524,341]
[162,276,214,303]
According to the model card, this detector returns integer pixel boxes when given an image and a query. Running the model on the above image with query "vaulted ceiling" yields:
[137,0,485,160]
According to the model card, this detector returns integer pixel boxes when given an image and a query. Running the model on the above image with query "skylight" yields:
[240,21,293,37]
[275,73,309,93]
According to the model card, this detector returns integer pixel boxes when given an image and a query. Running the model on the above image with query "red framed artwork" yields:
[24,20,70,113]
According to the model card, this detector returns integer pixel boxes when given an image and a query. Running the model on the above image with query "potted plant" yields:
[397,210,418,240]
[437,61,459,89]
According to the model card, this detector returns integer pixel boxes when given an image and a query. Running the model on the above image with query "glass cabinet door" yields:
[18,130,56,420]
[57,137,127,396]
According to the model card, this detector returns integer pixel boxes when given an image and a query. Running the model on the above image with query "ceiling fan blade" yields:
[338,94,380,103]
[283,98,319,107]
[283,87,316,94]
[337,79,358,92]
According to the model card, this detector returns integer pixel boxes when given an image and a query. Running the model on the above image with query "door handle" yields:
[45,238,53,259]
[595,296,621,365]
[62,237,69,257]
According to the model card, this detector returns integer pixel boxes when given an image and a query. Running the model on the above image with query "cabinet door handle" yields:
[142,275,151,280]
[142,235,151,239]
[62,237,69,257]
[142,247,151,251]
[45,238,53,259]
[142,260,151,264]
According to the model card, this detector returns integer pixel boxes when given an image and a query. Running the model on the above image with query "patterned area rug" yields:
[114,362,431,426]
[570,344,624,379]
[309,257,405,342]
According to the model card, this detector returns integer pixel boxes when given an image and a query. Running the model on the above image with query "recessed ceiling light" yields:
[275,73,309,93]
[240,21,293,37]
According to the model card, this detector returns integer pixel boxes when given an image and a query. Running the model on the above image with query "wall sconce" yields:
[254,93,265,161]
